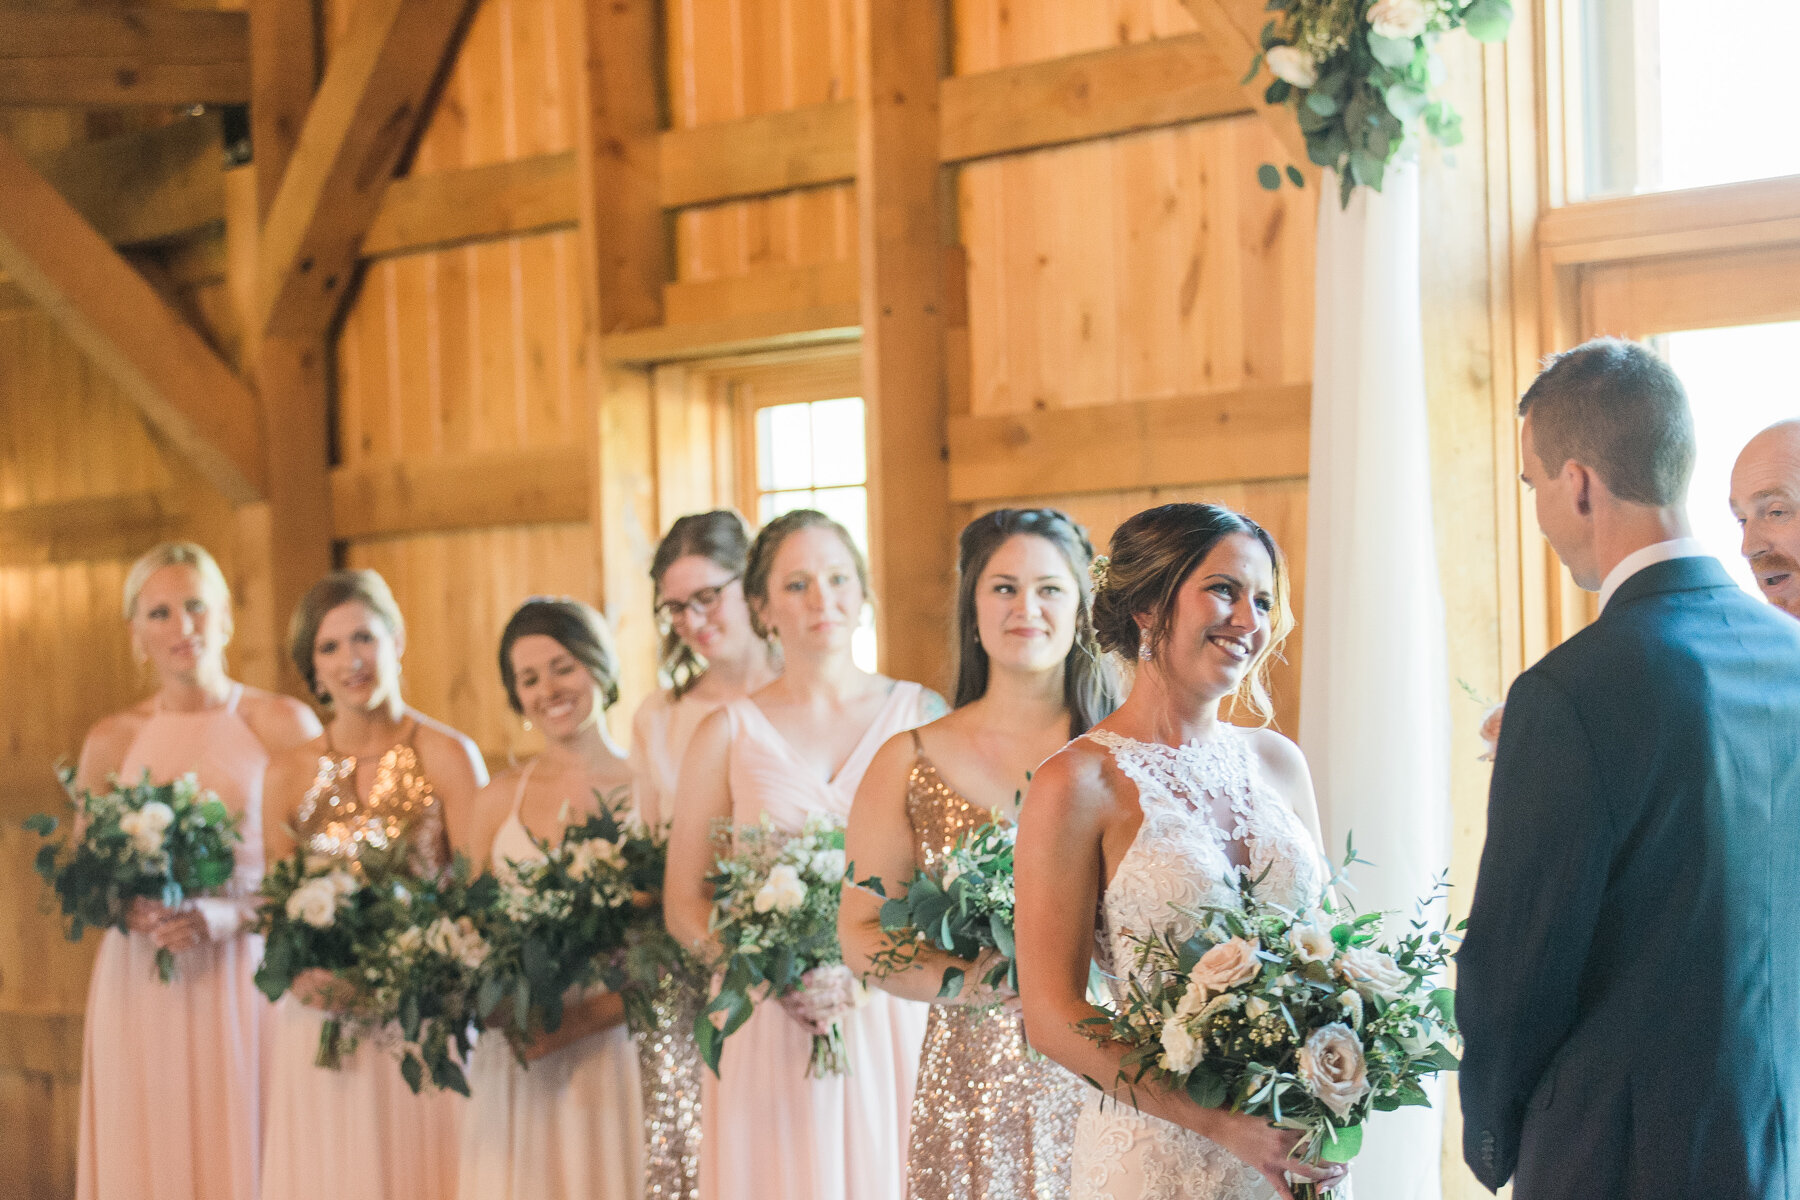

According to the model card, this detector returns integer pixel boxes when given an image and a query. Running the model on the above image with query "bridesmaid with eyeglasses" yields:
[629,510,779,1200]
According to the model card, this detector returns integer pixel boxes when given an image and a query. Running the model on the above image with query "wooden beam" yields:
[1538,174,1800,266]
[331,445,590,539]
[1177,0,1311,168]
[939,32,1248,163]
[31,112,225,248]
[660,102,857,210]
[362,151,579,259]
[0,8,248,107]
[947,383,1312,502]
[658,36,1255,210]
[250,0,319,220]
[0,491,186,567]
[600,304,862,366]
[0,135,265,503]
[857,0,953,690]
[662,260,860,326]
[257,0,479,339]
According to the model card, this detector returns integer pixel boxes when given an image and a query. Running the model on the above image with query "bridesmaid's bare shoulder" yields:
[236,687,323,754]
[74,701,155,788]
[406,711,488,790]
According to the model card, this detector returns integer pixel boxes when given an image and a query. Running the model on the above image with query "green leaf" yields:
[1367,33,1416,70]
[1240,52,1265,86]
[23,813,57,836]
[1257,164,1282,191]
[1305,91,1339,117]
[1384,83,1427,122]
[1265,79,1292,105]
[1429,986,1457,1025]
[937,967,965,999]
[1422,1042,1463,1072]
[1463,0,1513,42]
[1349,150,1387,192]
[400,1053,424,1094]
[1318,1123,1364,1163]
[1286,165,1306,188]
[1259,19,1279,50]
[1184,1065,1230,1109]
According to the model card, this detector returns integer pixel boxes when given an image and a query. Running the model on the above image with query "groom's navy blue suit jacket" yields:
[1459,556,1800,1199]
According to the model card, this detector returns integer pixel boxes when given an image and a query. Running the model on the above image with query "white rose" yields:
[1292,922,1337,964]
[753,863,807,914]
[1160,1018,1205,1074]
[566,840,602,881]
[1189,937,1263,999]
[1297,1022,1372,1118]
[326,869,360,897]
[1368,0,1429,40]
[138,801,175,834]
[1265,45,1319,88]
[810,848,846,882]
[1175,976,1212,1019]
[1339,947,1410,1002]
[391,925,425,957]
[287,879,340,928]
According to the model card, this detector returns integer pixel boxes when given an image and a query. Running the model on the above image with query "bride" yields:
[1014,503,1347,1200]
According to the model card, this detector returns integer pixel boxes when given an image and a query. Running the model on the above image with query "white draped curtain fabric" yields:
[1297,164,1452,1200]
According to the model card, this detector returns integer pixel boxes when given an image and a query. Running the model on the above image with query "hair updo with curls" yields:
[497,596,622,714]
[1090,502,1294,725]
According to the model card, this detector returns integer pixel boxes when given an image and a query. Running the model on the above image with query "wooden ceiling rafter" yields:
[1176,0,1312,169]
[256,0,481,340]
[0,8,249,107]
[0,135,266,504]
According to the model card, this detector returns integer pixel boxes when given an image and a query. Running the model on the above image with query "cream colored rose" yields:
[1298,1022,1371,1118]
[286,878,341,928]
[754,863,807,914]
[1245,995,1272,1020]
[1478,703,1505,762]
[1176,975,1211,1019]
[1161,1018,1205,1074]
[1292,922,1337,964]
[424,916,490,970]
[1190,937,1262,999]
[810,848,847,882]
[1339,947,1410,1001]
[1368,0,1429,40]
[1265,45,1320,88]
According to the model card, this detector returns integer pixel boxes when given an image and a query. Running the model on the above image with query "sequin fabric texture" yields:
[637,970,706,1200]
[294,723,450,877]
[904,744,1082,1200]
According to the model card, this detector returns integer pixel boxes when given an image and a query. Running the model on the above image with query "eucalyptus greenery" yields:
[862,813,1018,1001]
[1246,0,1514,206]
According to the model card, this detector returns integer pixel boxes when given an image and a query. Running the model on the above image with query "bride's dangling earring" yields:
[1137,640,1153,662]
[522,717,533,732]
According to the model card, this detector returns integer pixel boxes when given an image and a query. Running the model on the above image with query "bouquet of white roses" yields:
[475,792,686,1058]
[254,841,416,1069]
[27,767,243,982]
[1083,852,1461,1198]
[862,813,1017,1000]
[697,814,857,1078]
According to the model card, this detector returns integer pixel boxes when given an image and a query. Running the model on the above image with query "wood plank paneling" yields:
[331,445,590,539]
[0,8,250,107]
[362,151,579,258]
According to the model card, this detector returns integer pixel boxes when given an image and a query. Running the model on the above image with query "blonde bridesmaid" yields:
[454,597,645,1200]
[842,509,1113,1200]
[629,510,778,1200]
[260,569,487,1200]
[666,509,941,1200]
[73,541,321,1200]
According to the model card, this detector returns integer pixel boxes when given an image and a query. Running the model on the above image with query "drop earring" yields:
[522,717,533,731]
[1137,640,1153,662]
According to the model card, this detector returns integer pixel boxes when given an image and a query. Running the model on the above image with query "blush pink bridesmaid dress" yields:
[77,683,272,1200]
[703,682,932,1200]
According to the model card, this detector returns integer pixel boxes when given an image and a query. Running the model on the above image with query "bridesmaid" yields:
[629,509,778,1200]
[665,509,941,1200]
[841,509,1116,1200]
[260,569,487,1200]
[454,597,645,1200]
[73,542,320,1200]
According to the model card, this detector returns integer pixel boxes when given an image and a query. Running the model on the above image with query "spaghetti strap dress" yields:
[259,718,465,1200]
[78,683,272,1200]
[903,731,1082,1200]
[703,682,933,1200]
[456,759,645,1200]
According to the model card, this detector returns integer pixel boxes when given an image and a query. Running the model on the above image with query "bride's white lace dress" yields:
[1071,728,1334,1200]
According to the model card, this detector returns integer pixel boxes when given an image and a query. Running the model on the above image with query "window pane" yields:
[809,487,870,557]
[757,404,815,491]
[1573,0,1800,198]
[809,398,867,487]
[761,489,819,524]
[1658,322,1800,598]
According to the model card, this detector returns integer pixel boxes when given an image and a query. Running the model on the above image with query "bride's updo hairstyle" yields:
[742,508,871,639]
[952,508,1116,736]
[1090,502,1294,725]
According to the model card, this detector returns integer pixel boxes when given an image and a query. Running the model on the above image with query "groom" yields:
[1458,339,1800,1198]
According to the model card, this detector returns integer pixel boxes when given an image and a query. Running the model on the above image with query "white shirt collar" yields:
[1597,537,1711,613]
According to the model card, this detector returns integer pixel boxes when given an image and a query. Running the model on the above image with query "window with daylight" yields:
[1568,0,1800,199]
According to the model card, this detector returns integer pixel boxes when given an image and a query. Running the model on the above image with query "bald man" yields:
[1729,419,1800,618]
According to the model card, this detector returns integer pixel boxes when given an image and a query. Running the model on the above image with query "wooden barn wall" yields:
[0,304,249,1200]
[326,0,603,766]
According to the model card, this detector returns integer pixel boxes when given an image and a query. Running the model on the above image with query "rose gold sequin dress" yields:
[903,732,1082,1200]
[260,719,466,1200]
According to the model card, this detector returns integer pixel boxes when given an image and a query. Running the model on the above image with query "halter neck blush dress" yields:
[704,682,933,1200]
[457,759,645,1200]
[260,718,466,1200]
[630,689,730,1200]
[77,683,272,1200]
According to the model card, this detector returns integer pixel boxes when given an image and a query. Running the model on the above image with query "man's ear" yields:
[1567,460,1595,516]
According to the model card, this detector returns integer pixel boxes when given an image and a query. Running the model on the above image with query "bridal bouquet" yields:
[1084,859,1461,1197]
[697,814,857,1078]
[27,768,243,982]
[862,813,1017,1000]
[475,792,683,1058]
[254,841,417,1070]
